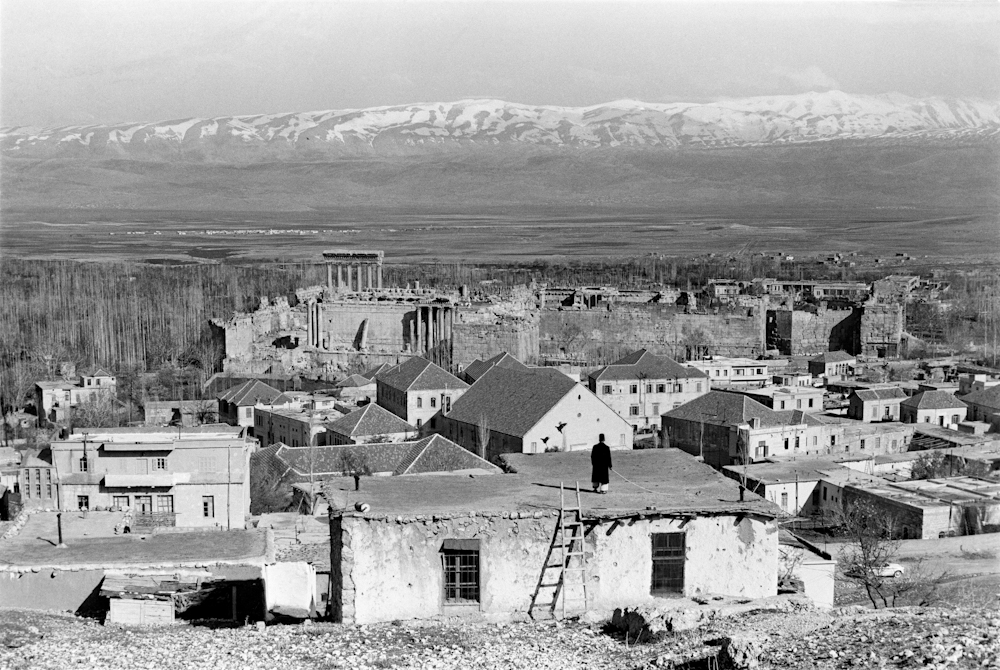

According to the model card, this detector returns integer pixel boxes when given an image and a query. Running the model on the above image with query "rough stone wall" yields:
[335,510,777,624]
[540,305,766,365]
[860,304,905,359]
[768,307,861,356]
[452,310,540,371]
[318,303,413,353]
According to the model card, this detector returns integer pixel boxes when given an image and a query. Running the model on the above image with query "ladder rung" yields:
[563,566,587,571]
[565,551,586,556]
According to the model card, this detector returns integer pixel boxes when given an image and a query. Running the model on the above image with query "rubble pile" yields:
[1,606,996,670]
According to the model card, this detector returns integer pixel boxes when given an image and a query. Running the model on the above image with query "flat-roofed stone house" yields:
[326,449,783,624]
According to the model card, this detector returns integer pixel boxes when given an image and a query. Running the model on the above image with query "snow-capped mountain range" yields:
[3,91,998,160]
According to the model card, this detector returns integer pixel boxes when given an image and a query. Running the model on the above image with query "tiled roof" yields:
[901,390,967,411]
[362,363,393,381]
[960,385,1000,412]
[463,352,531,382]
[272,434,492,478]
[276,442,415,477]
[217,379,291,406]
[809,351,856,364]
[325,404,415,438]
[662,391,788,428]
[772,409,827,427]
[377,357,469,393]
[853,387,908,402]
[445,367,578,438]
[589,349,705,383]
[85,368,115,378]
[334,374,375,388]
[392,435,501,475]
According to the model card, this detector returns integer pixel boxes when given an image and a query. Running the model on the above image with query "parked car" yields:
[846,562,905,579]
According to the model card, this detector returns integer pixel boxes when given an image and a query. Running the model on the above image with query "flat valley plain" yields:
[2,205,998,265]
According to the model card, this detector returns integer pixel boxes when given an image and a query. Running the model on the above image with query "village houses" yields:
[375,357,470,429]
[900,390,968,427]
[846,386,908,422]
[438,366,634,460]
[34,426,253,530]
[587,349,709,434]
[34,368,118,426]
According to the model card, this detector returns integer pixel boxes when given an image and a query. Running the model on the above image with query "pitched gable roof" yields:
[85,368,115,378]
[901,390,967,411]
[392,434,501,475]
[589,349,705,383]
[809,351,856,364]
[959,385,1000,412]
[362,363,393,381]
[335,374,375,389]
[662,391,788,428]
[446,367,579,438]
[463,352,531,383]
[325,403,415,438]
[853,387,908,402]
[217,379,291,406]
[377,357,469,393]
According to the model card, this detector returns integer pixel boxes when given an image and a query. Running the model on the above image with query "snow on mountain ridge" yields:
[3,91,998,157]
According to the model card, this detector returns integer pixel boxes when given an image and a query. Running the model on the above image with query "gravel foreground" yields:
[1,606,997,670]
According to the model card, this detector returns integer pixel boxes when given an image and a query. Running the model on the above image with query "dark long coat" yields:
[590,441,612,484]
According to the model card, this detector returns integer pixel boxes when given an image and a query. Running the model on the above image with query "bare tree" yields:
[839,499,905,608]
[476,413,491,460]
[249,457,292,514]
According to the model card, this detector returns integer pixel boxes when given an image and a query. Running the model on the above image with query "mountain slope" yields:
[3,91,998,162]
[1,91,997,211]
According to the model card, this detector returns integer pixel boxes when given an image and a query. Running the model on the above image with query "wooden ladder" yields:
[559,481,589,618]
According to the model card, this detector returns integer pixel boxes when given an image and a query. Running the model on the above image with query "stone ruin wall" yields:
[452,310,540,371]
[768,306,861,356]
[860,303,905,358]
[318,302,414,353]
[539,304,767,365]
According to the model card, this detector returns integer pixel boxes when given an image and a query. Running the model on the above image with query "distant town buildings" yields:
[34,368,118,426]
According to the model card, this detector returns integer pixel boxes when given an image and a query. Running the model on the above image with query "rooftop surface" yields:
[722,459,881,486]
[329,449,782,519]
[0,512,267,568]
[66,425,245,441]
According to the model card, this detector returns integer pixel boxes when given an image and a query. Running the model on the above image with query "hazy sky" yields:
[2,0,998,128]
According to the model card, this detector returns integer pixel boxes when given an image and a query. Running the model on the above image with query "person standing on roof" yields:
[591,433,612,494]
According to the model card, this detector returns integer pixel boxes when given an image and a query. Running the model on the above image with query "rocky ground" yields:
[1,604,997,670]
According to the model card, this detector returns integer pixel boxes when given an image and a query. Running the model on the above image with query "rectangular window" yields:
[156,495,174,514]
[812,436,818,446]
[416,419,422,428]
[808,399,814,408]
[603,385,612,395]
[444,396,452,413]
[113,495,129,509]
[430,397,437,408]
[885,406,891,418]
[796,399,802,409]
[875,437,881,449]
[45,469,51,483]
[441,541,480,604]
[780,401,786,410]
[652,403,660,415]
[629,405,640,416]
[34,484,41,498]
[795,437,800,449]
[783,438,789,450]
[860,439,866,450]
[892,439,897,449]
[202,496,215,518]
[78,457,89,473]
[656,384,666,393]
[417,397,423,408]
[651,533,685,595]
[77,495,89,510]
[646,384,653,393]
[735,369,744,376]
[830,436,836,446]
[780,492,788,509]
[630,385,638,394]
[45,484,52,498]
[951,414,959,424]
[695,383,702,393]
[153,457,167,471]
[812,489,819,505]
[245,407,252,418]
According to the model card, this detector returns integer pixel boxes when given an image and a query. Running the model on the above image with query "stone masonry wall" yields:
[334,510,777,624]
[768,307,861,356]
[540,305,766,365]
[860,304,905,359]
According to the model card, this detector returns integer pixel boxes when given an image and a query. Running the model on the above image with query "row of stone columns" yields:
[326,261,383,292]
[411,305,453,354]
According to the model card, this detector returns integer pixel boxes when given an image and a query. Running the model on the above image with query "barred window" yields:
[651,533,685,595]
[441,540,480,604]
